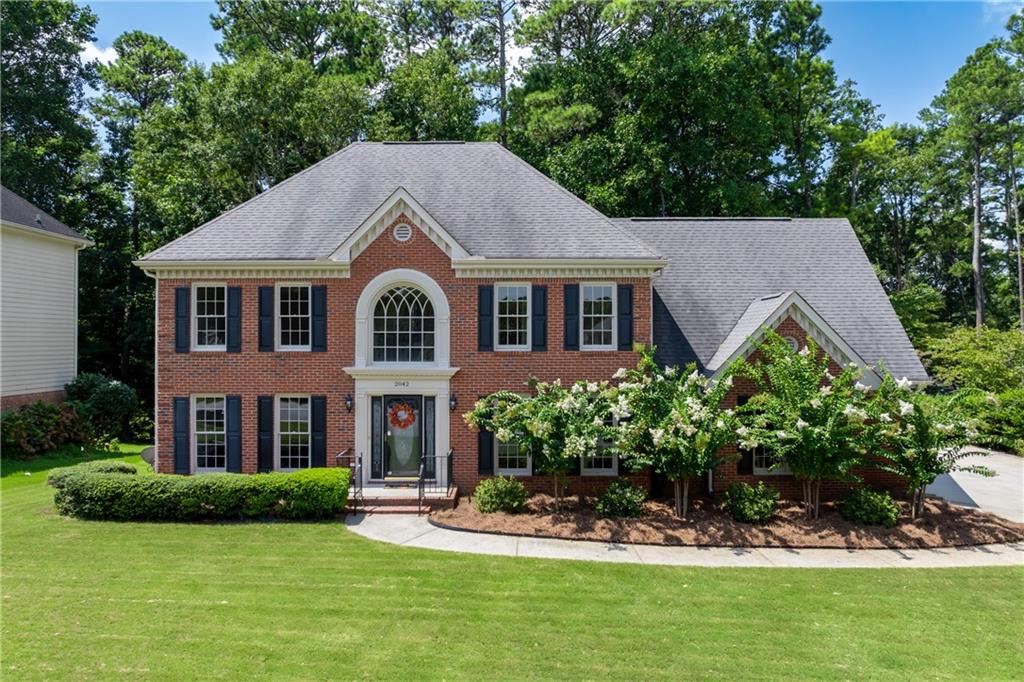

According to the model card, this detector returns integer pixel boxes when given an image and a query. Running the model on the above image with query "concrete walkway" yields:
[344,514,1024,568]
[928,450,1023,523]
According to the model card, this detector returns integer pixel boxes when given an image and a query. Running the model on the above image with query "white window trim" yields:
[274,394,312,472]
[580,281,617,351]
[275,283,312,352]
[496,439,531,477]
[192,394,227,474]
[494,282,531,351]
[753,454,791,476]
[583,414,619,476]
[191,282,227,352]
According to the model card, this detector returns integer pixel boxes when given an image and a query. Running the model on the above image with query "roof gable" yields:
[329,187,469,263]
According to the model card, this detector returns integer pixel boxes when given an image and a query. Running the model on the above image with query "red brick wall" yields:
[155,215,651,494]
[1,389,65,412]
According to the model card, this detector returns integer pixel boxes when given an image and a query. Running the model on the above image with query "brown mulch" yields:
[430,494,1024,549]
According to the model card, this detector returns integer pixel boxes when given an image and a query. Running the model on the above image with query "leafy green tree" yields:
[212,0,386,79]
[868,375,991,519]
[372,48,477,140]
[616,349,739,518]
[738,332,872,518]
[0,0,97,214]
[465,379,616,510]
[925,327,1024,392]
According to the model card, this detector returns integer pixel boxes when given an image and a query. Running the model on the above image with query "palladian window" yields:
[372,286,435,363]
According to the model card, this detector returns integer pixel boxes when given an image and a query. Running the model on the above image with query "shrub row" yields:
[47,460,139,488]
[1,402,92,457]
[50,465,350,521]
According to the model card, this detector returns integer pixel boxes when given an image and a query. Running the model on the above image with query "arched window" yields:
[373,286,435,362]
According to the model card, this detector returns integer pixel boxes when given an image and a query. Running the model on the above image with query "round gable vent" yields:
[393,223,413,242]
[783,335,800,352]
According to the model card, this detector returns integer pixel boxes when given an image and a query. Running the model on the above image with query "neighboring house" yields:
[1,186,92,411]
[135,142,926,499]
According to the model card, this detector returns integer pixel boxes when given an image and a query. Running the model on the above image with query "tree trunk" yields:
[553,473,560,511]
[1009,129,1023,332]
[972,138,986,328]
[497,1,508,147]
[682,478,690,520]
[673,479,683,518]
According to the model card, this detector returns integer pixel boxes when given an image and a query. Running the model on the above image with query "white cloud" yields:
[81,41,117,65]
[983,0,1024,25]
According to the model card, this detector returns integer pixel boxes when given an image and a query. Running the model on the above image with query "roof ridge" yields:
[144,141,362,260]
[489,144,661,259]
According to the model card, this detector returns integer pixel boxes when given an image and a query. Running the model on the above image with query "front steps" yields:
[346,487,458,515]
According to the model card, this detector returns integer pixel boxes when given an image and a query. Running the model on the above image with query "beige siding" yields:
[1,226,80,397]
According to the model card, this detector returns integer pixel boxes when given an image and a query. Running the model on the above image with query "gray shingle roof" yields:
[617,217,928,381]
[1,186,88,242]
[142,142,658,261]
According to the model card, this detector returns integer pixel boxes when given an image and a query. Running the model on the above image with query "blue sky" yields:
[82,0,1021,126]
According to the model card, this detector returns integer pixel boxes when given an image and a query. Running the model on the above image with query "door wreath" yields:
[388,402,416,429]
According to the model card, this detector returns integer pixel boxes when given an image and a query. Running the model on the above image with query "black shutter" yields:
[174,288,190,353]
[258,286,274,352]
[478,285,493,351]
[617,284,633,351]
[226,395,242,472]
[737,395,753,474]
[531,285,547,351]
[311,396,326,467]
[257,396,274,472]
[226,287,242,353]
[173,397,190,474]
[311,285,327,352]
[563,283,579,350]
[477,429,494,475]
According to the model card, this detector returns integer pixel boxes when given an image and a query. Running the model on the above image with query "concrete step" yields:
[346,505,425,515]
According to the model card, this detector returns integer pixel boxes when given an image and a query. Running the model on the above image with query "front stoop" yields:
[346,487,458,515]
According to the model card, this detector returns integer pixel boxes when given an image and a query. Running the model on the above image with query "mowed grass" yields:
[2,447,1022,680]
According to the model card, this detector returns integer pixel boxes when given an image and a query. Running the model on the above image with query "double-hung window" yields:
[496,438,531,476]
[583,415,618,475]
[495,283,530,350]
[581,283,615,350]
[277,284,311,350]
[193,284,227,350]
[193,395,226,472]
[277,396,311,470]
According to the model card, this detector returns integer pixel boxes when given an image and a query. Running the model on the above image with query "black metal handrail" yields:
[417,449,453,515]
[335,449,362,508]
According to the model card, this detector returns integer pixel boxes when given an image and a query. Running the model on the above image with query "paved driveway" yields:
[928,449,1024,523]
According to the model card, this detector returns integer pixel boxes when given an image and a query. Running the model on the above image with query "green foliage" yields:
[889,283,951,348]
[925,327,1024,392]
[65,373,139,439]
[868,374,993,518]
[738,332,873,518]
[947,389,1024,455]
[723,481,779,524]
[839,488,900,528]
[595,478,647,518]
[472,476,528,514]
[50,466,350,521]
[616,347,739,517]
[1,402,91,458]
[47,460,138,489]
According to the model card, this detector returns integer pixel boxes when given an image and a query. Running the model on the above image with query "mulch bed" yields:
[430,494,1024,549]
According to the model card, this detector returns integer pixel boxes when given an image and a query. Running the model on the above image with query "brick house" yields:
[135,142,927,500]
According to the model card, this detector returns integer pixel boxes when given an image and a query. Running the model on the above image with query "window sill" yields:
[495,346,531,352]
[496,470,531,477]
[581,470,618,477]
[192,346,227,352]
[580,346,616,352]
[276,346,312,352]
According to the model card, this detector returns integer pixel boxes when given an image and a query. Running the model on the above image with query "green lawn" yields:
[2,447,1022,680]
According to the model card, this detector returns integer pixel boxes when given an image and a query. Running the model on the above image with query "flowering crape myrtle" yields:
[737,332,874,519]
[868,373,992,519]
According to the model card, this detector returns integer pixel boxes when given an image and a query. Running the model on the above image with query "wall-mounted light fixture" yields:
[345,395,353,413]
[449,394,457,413]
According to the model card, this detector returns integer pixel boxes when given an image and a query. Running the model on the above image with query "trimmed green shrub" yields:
[64,373,139,439]
[840,488,901,528]
[50,466,350,521]
[48,460,137,488]
[1,401,91,457]
[723,481,779,524]
[595,478,647,518]
[473,476,528,514]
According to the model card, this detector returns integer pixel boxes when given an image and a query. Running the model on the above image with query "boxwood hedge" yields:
[49,464,350,521]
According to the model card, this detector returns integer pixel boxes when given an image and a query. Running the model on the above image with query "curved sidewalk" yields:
[344,514,1024,568]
